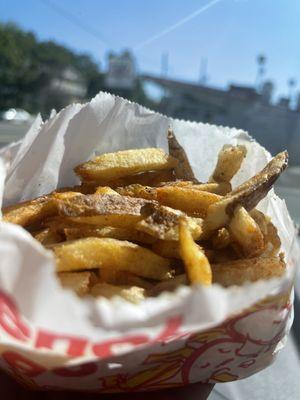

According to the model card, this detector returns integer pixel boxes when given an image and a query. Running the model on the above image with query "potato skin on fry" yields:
[52,237,173,280]
[75,148,178,182]
[210,144,247,183]
[212,256,285,287]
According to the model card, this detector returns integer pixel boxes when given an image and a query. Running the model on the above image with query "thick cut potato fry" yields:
[91,283,145,303]
[58,271,93,296]
[51,192,83,200]
[34,228,63,245]
[212,227,231,249]
[210,144,247,183]
[157,186,221,217]
[57,194,152,229]
[137,203,202,240]
[152,240,181,259]
[52,237,172,280]
[116,184,157,200]
[179,219,212,285]
[203,151,288,235]
[168,129,197,181]
[228,206,265,258]
[94,186,119,195]
[100,269,153,290]
[190,182,232,195]
[212,256,285,287]
[98,169,176,188]
[74,148,178,182]
[64,226,156,244]
[2,196,56,227]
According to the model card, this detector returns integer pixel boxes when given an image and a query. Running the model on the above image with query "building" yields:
[105,51,136,90]
[141,75,300,165]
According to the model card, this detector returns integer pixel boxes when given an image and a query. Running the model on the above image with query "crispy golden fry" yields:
[116,184,157,200]
[212,227,231,249]
[74,148,178,182]
[168,129,197,181]
[94,186,119,195]
[100,269,153,290]
[179,219,212,285]
[152,240,181,259]
[212,256,285,287]
[34,228,64,245]
[203,151,288,234]
[2,196,56,227]
[91,283,145,303]
[190,182,232,195]
[228,206,265,258]
[210,144,247,183]
[51,192,83,200]
[137,203,202,240]
[58,271,93,296]
[64,226,156,244]
[52,237,173,280]
[155,180,194,188]
[156,186,221,217]
[151,274,188,295]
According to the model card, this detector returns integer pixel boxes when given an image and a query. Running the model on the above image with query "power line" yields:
[39,0,116,48]
[134,0,223,51]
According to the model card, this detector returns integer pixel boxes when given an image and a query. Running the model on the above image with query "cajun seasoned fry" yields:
[137,203,202,240]
[210,144,247,183]
[52,237,173,280]
[91,283,146,303]
[116,184,157,200]
[2,196,56,227]
[228,206,265,258]
[168,129,197,181]
[156,186,221,217]
[179,219,212,285]
[203,151,288,235]
[75,148,178,182]
[64,226,156,244]
[58,271,93,296]
[212,256,286,287]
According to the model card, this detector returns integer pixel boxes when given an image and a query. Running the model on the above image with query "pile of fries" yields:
[2,130,288,303]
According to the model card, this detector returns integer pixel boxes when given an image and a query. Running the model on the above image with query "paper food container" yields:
[0,92,298,393]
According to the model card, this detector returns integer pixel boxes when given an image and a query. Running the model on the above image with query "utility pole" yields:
[199,57,208,85]
[255,54,267,92]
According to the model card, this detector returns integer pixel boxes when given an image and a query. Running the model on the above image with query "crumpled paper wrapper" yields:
[0,92,298,393]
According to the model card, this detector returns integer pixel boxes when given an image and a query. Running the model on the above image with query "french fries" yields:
[212,255,286,287]
[75,148,178,182]
[52,237,173,280]
[210,144,247,183]
[64,226,156,244]
[2,133,288,302]
[179,219,212,286]
[156,186,221,217]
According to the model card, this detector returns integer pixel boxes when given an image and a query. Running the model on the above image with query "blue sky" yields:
[1,0,299,99]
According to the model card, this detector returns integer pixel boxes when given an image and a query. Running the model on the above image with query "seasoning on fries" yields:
[2,130,288,303]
